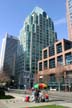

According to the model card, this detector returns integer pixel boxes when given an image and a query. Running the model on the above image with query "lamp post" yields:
[69,78,71,92]
[39,75,43,83]
[18,73,21,89]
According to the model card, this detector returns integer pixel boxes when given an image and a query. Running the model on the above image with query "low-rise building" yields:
[37,39,72,91]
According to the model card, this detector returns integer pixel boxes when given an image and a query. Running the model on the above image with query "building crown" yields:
[31,6,43,15]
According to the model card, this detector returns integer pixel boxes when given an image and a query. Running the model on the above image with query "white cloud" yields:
[54,18,66,25]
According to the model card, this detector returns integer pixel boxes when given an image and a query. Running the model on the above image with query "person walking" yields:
[34,89,39,103]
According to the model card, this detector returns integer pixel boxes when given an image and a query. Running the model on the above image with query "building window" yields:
[56,43,62,54]
[49,74,56,82]
[39,62,42,71]
[30,16,33,24]
[49,58,55,68]
[26,25,29,31]
[34,15,38,24]
[32,24,35,32]
[52,21,54,31]
[65,52,72,65]
[57,55,63,65]
[44,60,48,69]
[43,11,47,17]
[25,64,30,71]
[43,50,47,59]
[49,45,55,57]
[64,41,72,50]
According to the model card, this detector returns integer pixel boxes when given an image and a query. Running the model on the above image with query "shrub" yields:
[0,87,5,96]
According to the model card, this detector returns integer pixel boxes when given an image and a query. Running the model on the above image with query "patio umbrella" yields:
[33,84,39,89]
[39,83,47,88]
[34,83,47,89]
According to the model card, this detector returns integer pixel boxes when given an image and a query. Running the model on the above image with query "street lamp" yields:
[39,75,43,83]
[68,78,71,92]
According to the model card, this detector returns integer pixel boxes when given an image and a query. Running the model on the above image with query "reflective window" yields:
[44,60,48,69]
[49,45,55,56]
[65,52,72,64]
[56,43,62,54]
[43,50,48,58]
[39,62,42,71]
[49,58,55,68]
[57,55,63,65]
[64,41,72,50]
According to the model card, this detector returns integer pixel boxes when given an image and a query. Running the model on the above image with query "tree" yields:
[0,72,10,97]
[55,63,65,91]
[0,72,10,85]
[43,74,50,84]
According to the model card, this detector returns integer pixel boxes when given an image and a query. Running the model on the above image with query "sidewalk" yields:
[0,93,72,108]
[0,101,8,108]
[56,102,72,108]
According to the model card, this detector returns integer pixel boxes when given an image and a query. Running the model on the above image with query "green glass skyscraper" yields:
[16,7,57,88]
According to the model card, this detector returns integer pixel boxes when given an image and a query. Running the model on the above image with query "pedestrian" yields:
[31,88,35,102]
[25,96,30,102]
[34,89,39,103]
[45,93,49,102]
[39,91,43,102]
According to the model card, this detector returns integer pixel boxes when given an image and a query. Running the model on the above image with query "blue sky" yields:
[0,0,67,50]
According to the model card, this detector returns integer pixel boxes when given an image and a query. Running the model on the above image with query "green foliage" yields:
[0,86,14,99]
[0,87,5,96]
[0,95,14,99]
[29,105,64,108]
[0,72,10,83]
